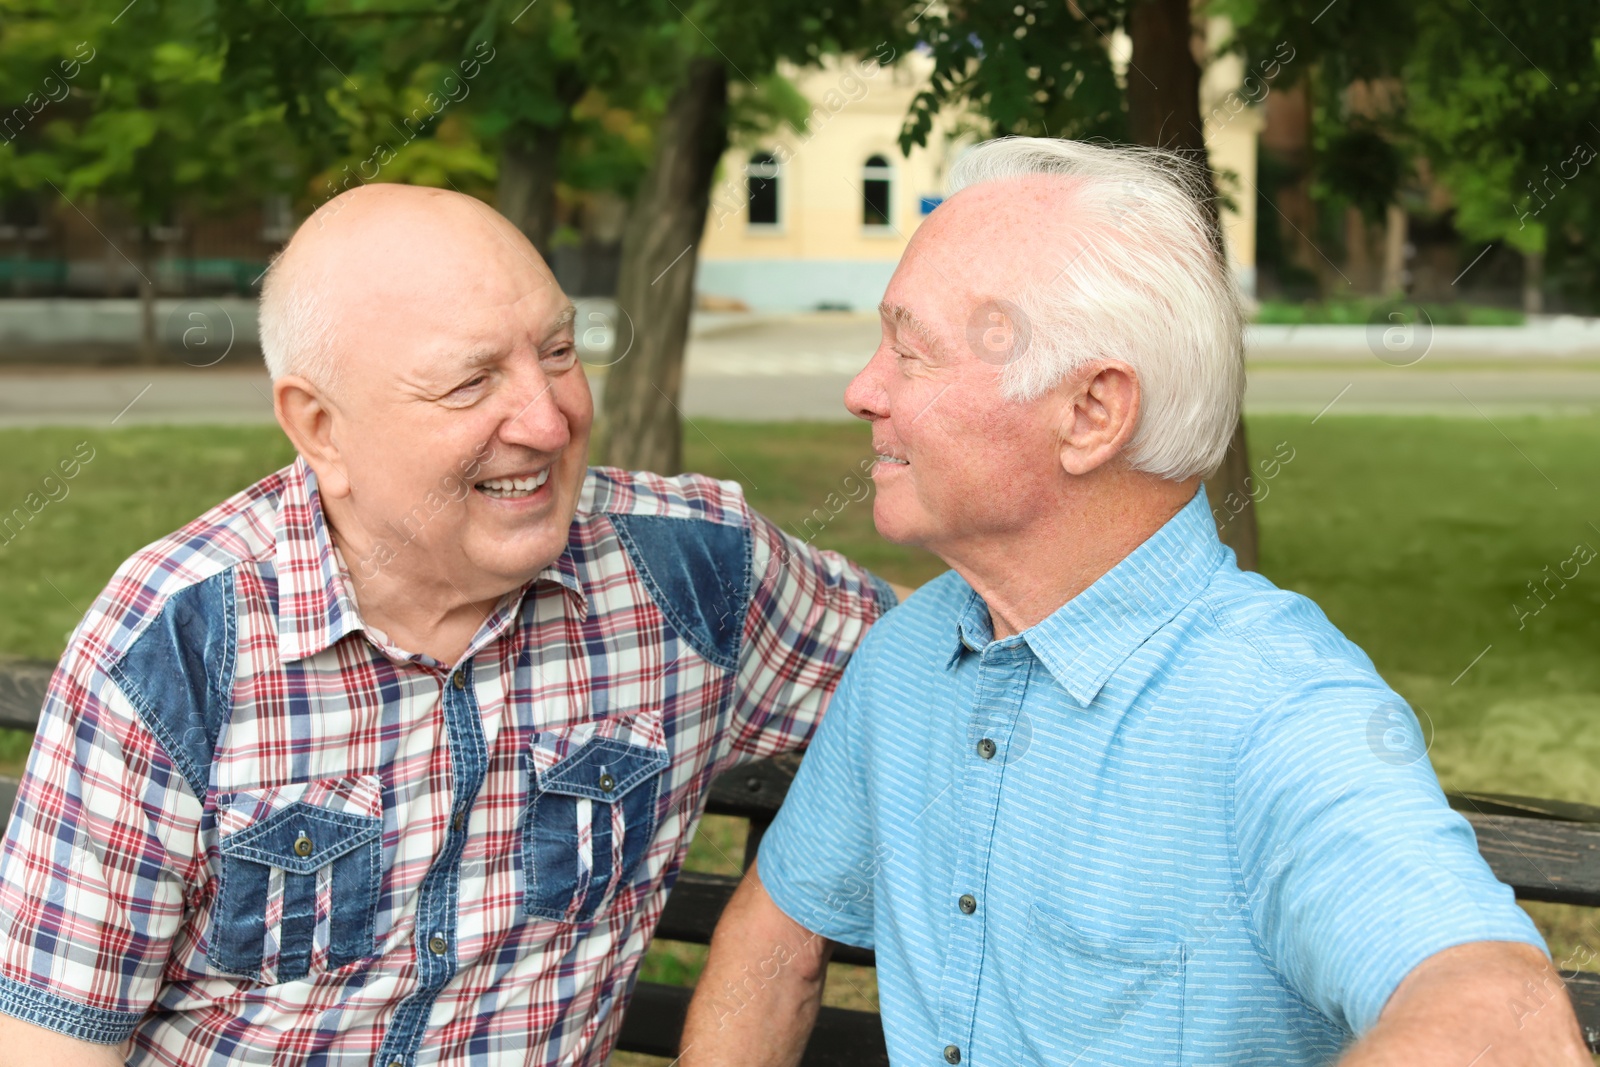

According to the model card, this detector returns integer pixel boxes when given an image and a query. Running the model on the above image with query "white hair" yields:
[947,137,1245,481]
[258,249,340,393]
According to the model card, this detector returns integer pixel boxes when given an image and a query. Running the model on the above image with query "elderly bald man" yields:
[682,138,1589,1067]
[0,185,896,1065]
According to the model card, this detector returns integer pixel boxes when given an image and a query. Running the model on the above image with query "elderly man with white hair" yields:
[681,138,1589,1066]
[0,185,897,1065]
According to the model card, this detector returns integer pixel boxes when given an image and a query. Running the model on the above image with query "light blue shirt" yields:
[759,487,1544,1066]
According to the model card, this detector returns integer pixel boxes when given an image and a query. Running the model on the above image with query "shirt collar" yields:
[273,457,590,663]
[947,485,1226,707]
[274,458,366,662]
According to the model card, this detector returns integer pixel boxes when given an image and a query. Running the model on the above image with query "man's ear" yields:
[1056,360,1140,477]
[274,375,352,498]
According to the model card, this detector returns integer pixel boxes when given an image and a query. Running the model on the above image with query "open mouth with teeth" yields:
[875,454,910,467]
[475,469,551,499]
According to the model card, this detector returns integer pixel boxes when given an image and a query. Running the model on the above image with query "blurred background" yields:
[2,0,1599,1046]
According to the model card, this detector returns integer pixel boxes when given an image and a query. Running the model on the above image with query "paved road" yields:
[5,314,1600,426]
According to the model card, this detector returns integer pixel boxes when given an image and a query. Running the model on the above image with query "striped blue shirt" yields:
[759,486,1544,1066]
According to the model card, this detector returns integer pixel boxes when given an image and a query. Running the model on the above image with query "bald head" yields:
[265,181,593,625]
[259,184,557,395]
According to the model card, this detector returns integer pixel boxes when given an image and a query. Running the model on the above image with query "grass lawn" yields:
[2,415,1599,1031]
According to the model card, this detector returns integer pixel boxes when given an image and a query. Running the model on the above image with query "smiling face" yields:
[844,177,1090,561]
[276,186,592,606]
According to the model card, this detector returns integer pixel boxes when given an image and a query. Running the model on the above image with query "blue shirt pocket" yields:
[209,775,384,984]
[522,724,670,924]
[1022,904,1186,1064]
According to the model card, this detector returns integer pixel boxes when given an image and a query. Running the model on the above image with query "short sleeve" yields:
[0,646,202,1043]
[756,657,878,948]
[723,505,895,766]
[1234,678,1546,1037]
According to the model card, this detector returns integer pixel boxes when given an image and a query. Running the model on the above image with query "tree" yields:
[898,0,1262,567]
[1,0,282,356]
[1402,0,1600,312]
[1228,0,1600,315]
[591,0,903,474]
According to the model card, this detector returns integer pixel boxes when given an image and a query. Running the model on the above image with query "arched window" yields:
[747,151,780,226]
[862,154,893,228]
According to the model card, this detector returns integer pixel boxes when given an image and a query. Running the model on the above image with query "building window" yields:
[747,151,780,227]
[863,154,893,228]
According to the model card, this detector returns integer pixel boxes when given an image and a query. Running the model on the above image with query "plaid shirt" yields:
[0,457,892,1066]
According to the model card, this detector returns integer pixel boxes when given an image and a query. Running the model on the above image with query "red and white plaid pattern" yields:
[0,458,889,1065]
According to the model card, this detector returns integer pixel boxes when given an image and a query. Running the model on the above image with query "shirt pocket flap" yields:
[1028,904,1183,967]
[218,774,384,875]
[533,736,669,801]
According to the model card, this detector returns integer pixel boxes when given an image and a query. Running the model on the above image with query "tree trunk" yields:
[599,57,728,475]
[1128,0,1259,570]
[138,225,159,362]
[497,123,564,256]
[1522,250,1544,316]
[1261,80,1322,287]
[1382,203,1408,298]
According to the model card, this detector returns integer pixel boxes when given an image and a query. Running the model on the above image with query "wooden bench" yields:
[0,661,1596,1060]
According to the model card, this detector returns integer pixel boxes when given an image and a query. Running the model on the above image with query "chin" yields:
[871,500,927,547]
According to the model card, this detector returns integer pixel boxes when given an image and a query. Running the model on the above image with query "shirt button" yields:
[943,1044,962,1064]
[428,933,448,956]
[451,670,466,690]
[293,832,314,858]
[957,893,977,915]
[598,772,616,793]
[387,1061,404,1067]
[453,811,466,832]
[976,738,997,760]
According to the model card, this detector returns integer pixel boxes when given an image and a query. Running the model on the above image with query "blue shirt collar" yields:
[948,485,1227,706]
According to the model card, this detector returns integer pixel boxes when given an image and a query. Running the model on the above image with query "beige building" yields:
[695,36,1262,311]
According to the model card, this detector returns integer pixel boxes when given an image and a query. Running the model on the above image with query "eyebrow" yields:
[878,300,944,355]
[451,304,580,371]
[544,303,578,339]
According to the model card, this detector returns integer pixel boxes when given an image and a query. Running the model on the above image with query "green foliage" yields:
[1224,0,1600,308]
[1,0,284,229]
[897,0,1126,153]
[1314,123,1406,224]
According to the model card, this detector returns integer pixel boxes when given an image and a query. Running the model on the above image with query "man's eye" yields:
[458,375,488,391]
[544,344,577,367]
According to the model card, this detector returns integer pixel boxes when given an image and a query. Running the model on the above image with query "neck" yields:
[322,503,503,667]
[940,474,1198,640]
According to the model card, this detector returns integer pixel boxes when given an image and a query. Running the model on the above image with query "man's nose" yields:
[498,366,571,453]
[845,347,892,423]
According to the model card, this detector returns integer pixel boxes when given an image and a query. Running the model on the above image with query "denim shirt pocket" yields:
[522,717,670,924]
[209,775,384,984]
[1023,904,1187,1062]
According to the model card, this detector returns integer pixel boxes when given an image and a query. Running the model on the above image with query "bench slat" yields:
[616,981,888,1065]
[1461,813,1600,908]
[1570,971,1600,1051]
[0,661,49,735]
[704,753,800,822]
[1450,792,1600,825]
